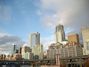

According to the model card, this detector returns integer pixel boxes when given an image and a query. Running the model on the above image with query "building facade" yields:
[30,32,40,48]
[56,44,83,58]
[32,44,43,60]
[21,45,32,60]
[47,43,56,60]
[82,28,89,55]
[55,24,65,43]
[68,33,79,44]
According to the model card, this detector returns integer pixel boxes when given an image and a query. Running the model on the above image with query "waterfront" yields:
[21,65,59,67]
[1,65,60,67]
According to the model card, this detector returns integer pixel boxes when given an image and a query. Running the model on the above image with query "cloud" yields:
[39,0,89,33]
[0,32,24,54]
[0,32,9,37]
[0,36,20,45]
[37,0,89,47]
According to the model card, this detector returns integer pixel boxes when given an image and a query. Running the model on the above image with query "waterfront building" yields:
[56,43,83,58]
[21,45,32,60]
[32,44,43,60]
[82,27,89,55]
[12,53,22,60]
[56,53,60,66]
[68,33,80,44]
[47,43,56,60]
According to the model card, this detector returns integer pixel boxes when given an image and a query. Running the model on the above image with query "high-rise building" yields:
[82,28,89,55]
[12,44,17,54]
[68,33,79,44]
[55,24,65,43]
[30,32,40,48]
[30,32,43,59]
[21,45,32,60]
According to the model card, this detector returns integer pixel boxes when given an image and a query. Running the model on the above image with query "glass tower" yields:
[30,32,40,48]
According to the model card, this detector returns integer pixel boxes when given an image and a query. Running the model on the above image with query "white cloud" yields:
[0,32,9,37]
[39,0,89,31]
[0,32,24,54]
[38,0,89,48]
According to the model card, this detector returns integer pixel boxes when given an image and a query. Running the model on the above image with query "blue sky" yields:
[0,0,53,41]
[0,0,89,51]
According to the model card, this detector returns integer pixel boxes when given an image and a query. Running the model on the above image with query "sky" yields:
[0,0,89,52]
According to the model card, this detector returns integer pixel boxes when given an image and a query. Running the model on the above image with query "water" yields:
[2,65,41,67]
[2,65,59,67]
[21,65,40,67]
[20,65,32,67]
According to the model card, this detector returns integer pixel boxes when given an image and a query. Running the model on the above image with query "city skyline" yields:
[0,0,89,52]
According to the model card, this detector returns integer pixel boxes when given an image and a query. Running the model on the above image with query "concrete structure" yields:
[55,42,63,48]
[56,53,60,66]
[21,45,32,60]
[55,24,65,43]
[82,28,89,55]
[60,55,89,67]
[30,32,40,48]
[32,44,43,60]
[12,53,22,60]
[47,43,56,60]
[68,33,79,44]
[56,43,83,58]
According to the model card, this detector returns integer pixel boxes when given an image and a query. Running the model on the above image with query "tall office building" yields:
[30,32,43,59]
[30,32,40,48]
[55,24,65,43]
[68,33,80,44]
[82,27,89,55]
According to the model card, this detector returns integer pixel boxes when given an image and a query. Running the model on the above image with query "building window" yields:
[86,42,89,50]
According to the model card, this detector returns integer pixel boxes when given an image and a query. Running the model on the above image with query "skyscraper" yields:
[12,44,17,54]
[29,32,43,59]
[30,32,40,48]
[55,24,65,43]
[82,27,89,55]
